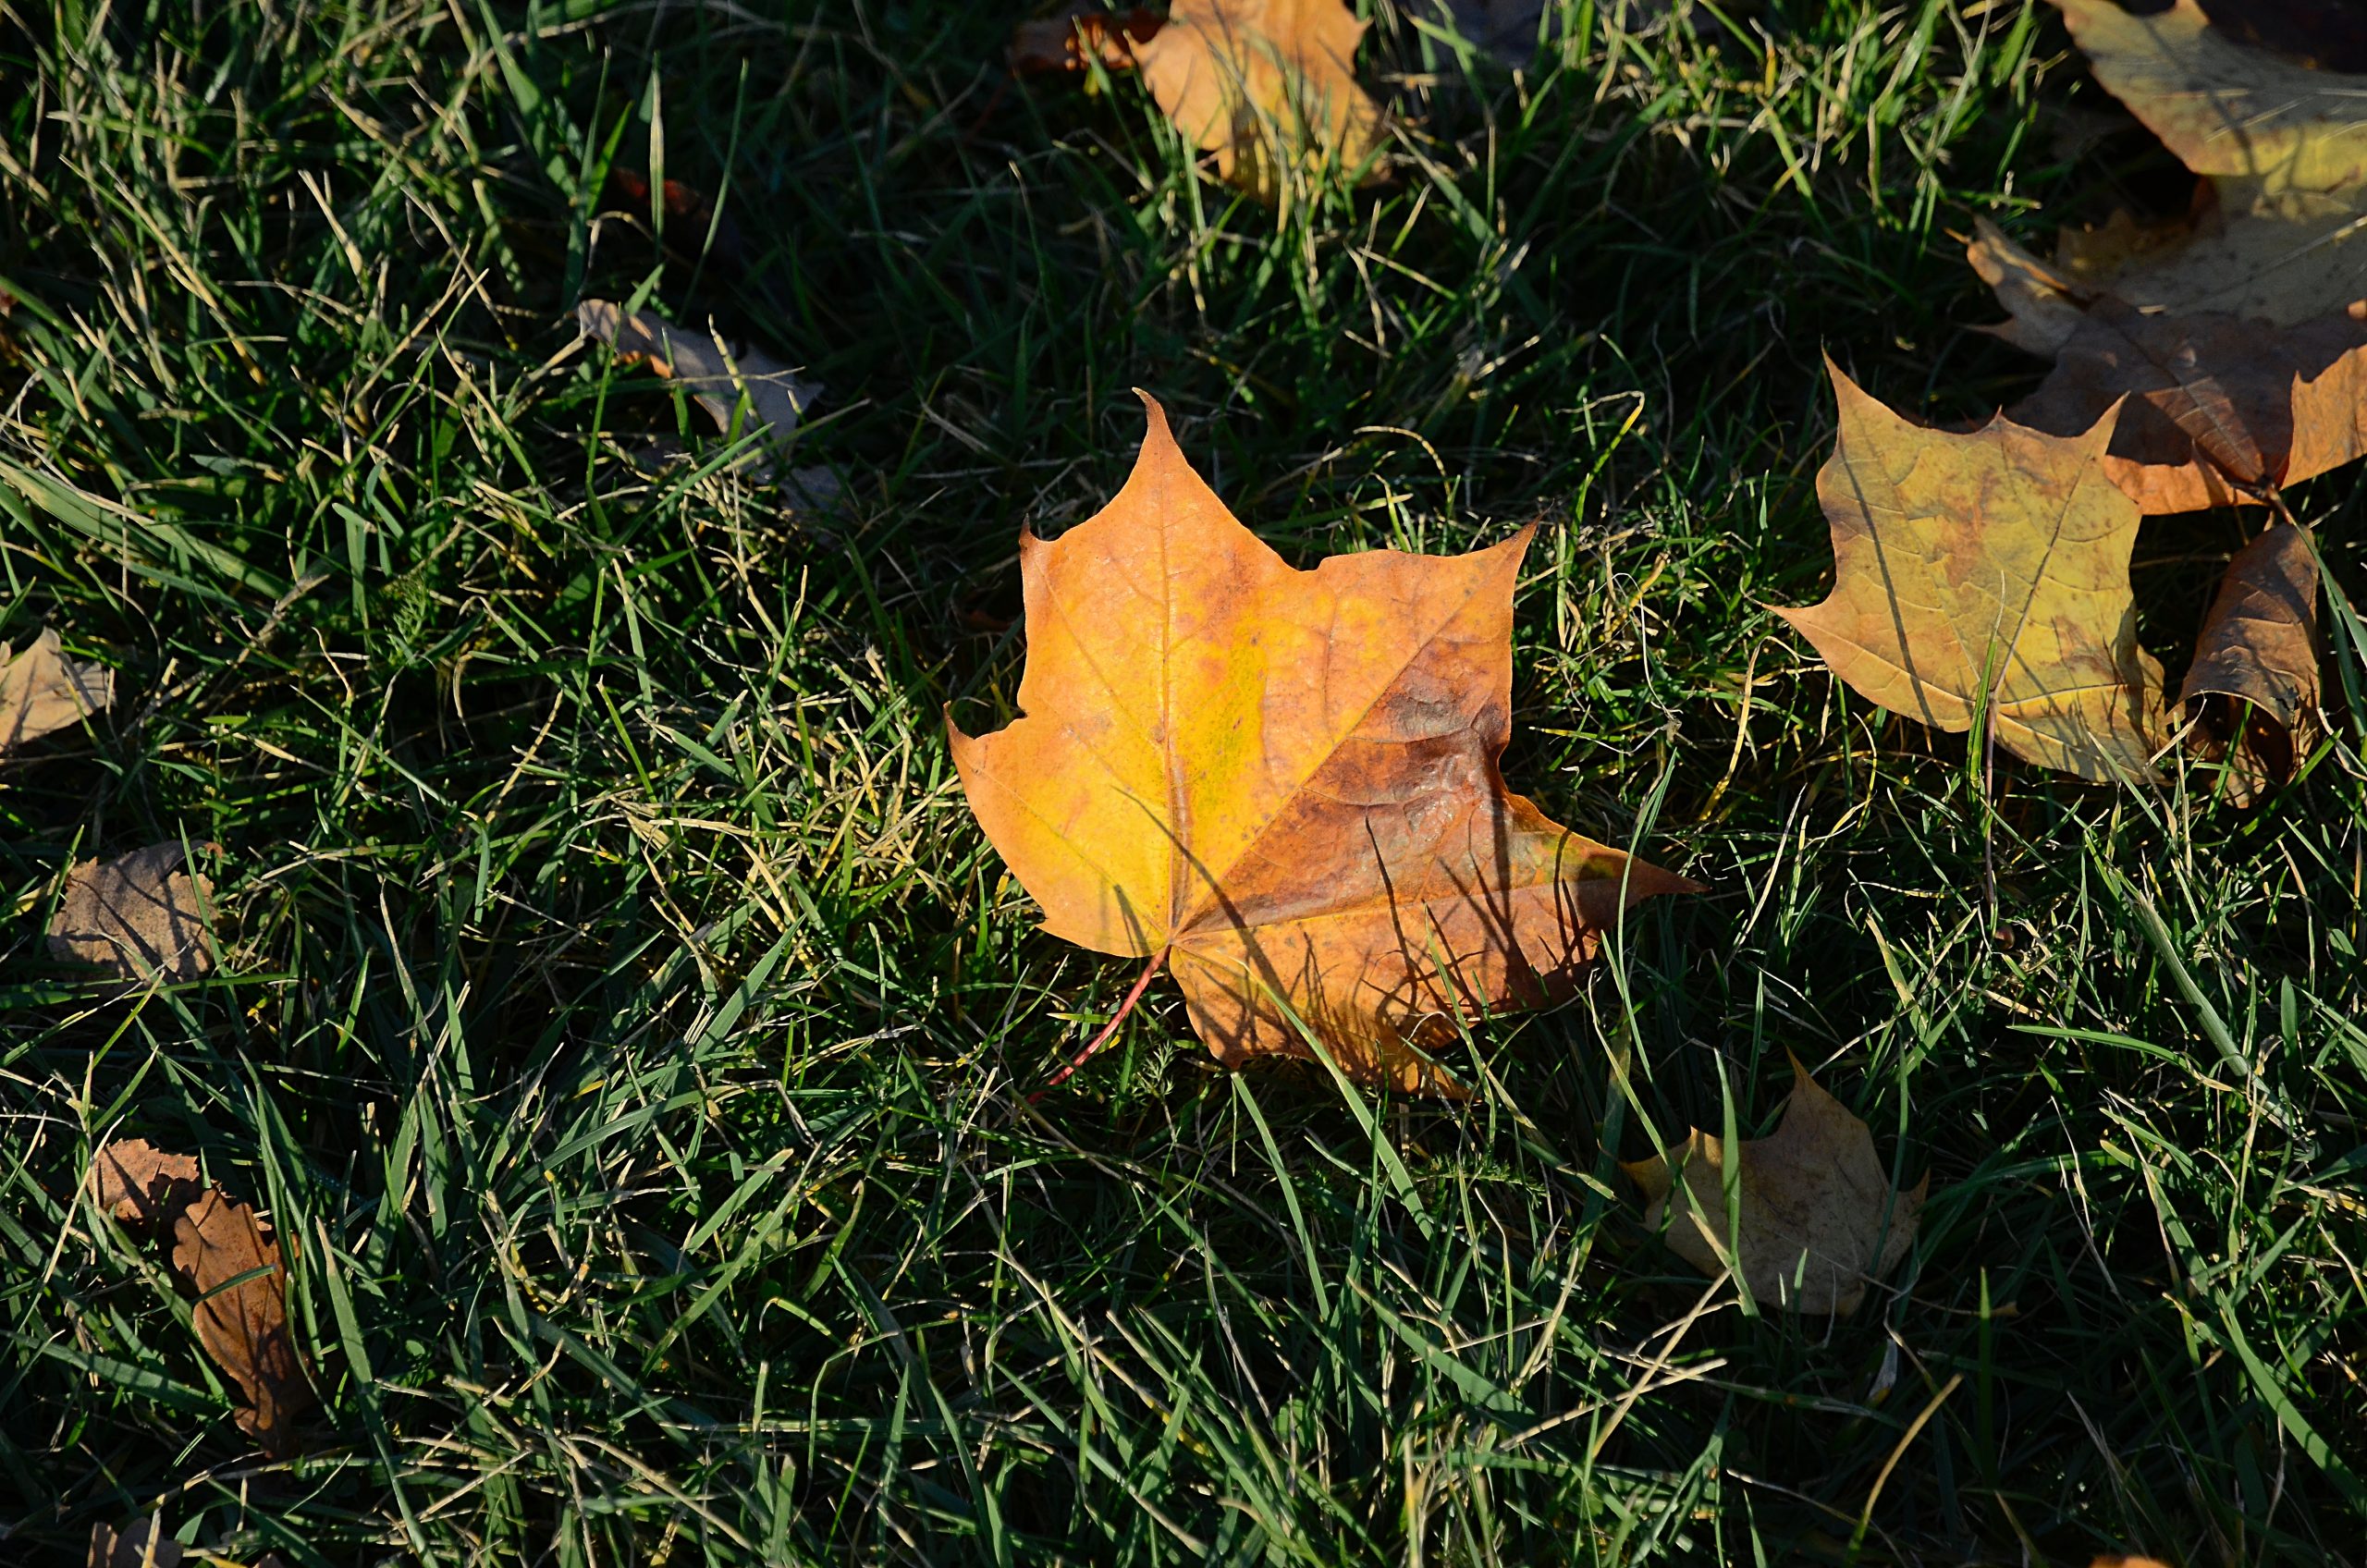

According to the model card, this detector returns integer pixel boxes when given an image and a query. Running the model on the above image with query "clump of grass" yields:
[1,1,2361,1562]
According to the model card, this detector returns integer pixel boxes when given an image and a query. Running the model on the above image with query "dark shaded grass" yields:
[1,0,2361,1562]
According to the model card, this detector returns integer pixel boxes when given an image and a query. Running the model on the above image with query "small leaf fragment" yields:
[47,844,218,982]
[1012,5,1162,73]
[1777,365,2165,784]
[88,1518,183,1568]
[172,1187,313,1452]
[1134,0,1384,200]
[1625,1058,1926,1316]
[578,300,821,486]
[2178,523,2323,802]
[90,1139,201,1225]
[950,395,1696,1094]
[1,627,113,754]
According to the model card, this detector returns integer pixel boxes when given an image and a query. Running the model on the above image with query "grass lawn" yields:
[4,0,2364,1562]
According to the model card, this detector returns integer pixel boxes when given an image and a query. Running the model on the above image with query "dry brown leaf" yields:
[87,1518,183,1568]
[1777,365,2165,784]
[1,627,113,754]
[2091,1558,2176,1568]
[1625,1057,1927,1316]
[80,1141,314,1453]
[90,1139,201,1225]
[1973,3,2367,356]
[950,395,1696,1094]
[47,844,218,982]
[173,1187,313,1453]
[578,300,822,486]
[1011,5,1163,73]
[1997,286,2367,513]
[2178,522,2323,802]
[1134,0,1384,200]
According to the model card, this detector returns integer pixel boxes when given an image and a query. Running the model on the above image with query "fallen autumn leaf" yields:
[2178,522,2324,802]
[47,843,219,982]
[1778,364,2165,784]
[1134,0,1385,201]
[950,395,1696,1094]
[1625,1056,1927,1316]
[1,627,113,754]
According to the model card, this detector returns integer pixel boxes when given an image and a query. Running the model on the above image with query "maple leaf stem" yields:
[1036,948,1169,1097]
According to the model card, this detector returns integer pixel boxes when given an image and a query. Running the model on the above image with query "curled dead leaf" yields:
[2178,522,2323,802]
[1625,1057,1927,1316]
[950,395,1695,1094]
[1778,364,2164,784]
[1134,0,1384,201]
[47,843,219,982]
[1,627,113,754]
[578,300,823,489]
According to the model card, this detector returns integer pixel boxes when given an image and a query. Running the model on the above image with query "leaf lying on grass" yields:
[950,394,1695,1094]
[1136,0,1383,199]
[1777,364,2164,784]
[1969,229,2367,513]
[2178,522,2323,802]
[1010,4,1162,73]
[1,627,112,754]
[47,844,219,982]
[1967,1,2367,514]
[1625,1057,1927,1316]
[87,1140,314,1455]
[577,300,833,500]
[2022,0,2367,329]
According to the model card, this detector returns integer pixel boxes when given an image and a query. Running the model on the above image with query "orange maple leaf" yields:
[950,396,1695,1095]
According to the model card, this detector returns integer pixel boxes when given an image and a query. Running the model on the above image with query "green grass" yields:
[3,0,2364,1562]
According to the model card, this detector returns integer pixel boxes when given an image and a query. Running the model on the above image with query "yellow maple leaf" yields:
[1777,365,2164,784]
[950,395,1693,1094]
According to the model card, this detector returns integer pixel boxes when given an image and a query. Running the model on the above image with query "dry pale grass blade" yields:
[2052,0,2367,196]
[578,300,827,494]
[89,1140,201,1225]
[46,844,218,982]
[171,1189,313,1454]
[1777,366,2165,784]
[1624,1058,1927,1316]
[87,1519,182,1568]
[2004,298,2367,513]
[950,396,1695,1095]
[2178,523,2324,804]
[0,628,113,754]
[1134,0,1384,201]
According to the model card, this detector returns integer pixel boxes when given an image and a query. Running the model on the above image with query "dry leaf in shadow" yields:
[87,1518,183,1568]
[1969,227,2367,513]
[1777,364,2165,785]
[577,300,834,502]
[1011,4,1162,74]
[1134,0,1384,201]
[1,628,113,754]
[173,1188,313,1452]
[2178,522,2324,802]
[949,395,1695,1094]
[2030,0,2367,328]
[1625,1058,1928,1316]
[47,843,218,982]
[91,1138,201,1224]
[85,1140,315,1455]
